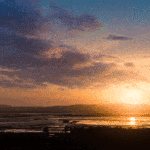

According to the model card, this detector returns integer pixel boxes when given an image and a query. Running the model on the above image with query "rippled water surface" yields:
[76,116,150,128]
[0,113,150,132]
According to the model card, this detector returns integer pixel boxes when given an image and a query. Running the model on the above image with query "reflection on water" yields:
[129,117,136,126]
[2,129,43,133]
[0,113,150,132]
[77,116,150,129]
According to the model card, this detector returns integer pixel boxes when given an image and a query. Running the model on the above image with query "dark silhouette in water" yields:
[43,126,49,135]
[62,119,70,123]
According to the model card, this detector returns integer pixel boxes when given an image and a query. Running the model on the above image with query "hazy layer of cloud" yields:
[48,3,103,32]
[106,34,133,40]
[124,62,135,67]
[0,60,115,88]
[1,60,146,89]
[92,53,119,61]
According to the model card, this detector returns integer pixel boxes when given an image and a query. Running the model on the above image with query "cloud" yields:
[92,53,119,61]
[1,1,145,90]
[49,3,103,32]
[1,0,102,66]
[1,56,148,89]
[1,34,52,55]
[48,51,90,67]
[124,62,135,67]
[1,48,89,69]
[1,30,53,70]
[0,0,41,35]
[0,61,116,88]
[106,34,133,40]
[1,79,38,89]
[0,49,91,88]
[0,0,50,69]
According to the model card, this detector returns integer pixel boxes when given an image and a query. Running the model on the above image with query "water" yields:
[76,116,150,129]
[0,113,150,132]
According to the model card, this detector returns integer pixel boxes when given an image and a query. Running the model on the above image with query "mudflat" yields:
[1,127,150,150]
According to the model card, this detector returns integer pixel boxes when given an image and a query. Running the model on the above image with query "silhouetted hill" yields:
[0,104,115,115]
[0,104,149,116]
[0,104,12,107]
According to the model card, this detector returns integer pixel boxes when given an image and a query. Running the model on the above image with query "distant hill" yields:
[0,104,149,116]
[0,104,12,107]
[0,104,116,116]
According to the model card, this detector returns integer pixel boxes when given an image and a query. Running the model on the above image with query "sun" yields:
[123,89,143,104]
[99,84,147,106]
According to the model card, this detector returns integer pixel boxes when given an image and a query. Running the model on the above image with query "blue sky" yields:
[1,0,150,106]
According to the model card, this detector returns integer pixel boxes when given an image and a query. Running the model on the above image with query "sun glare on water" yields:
[129,117,136,126]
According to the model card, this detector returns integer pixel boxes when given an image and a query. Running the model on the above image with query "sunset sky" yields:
[1,0,150,107]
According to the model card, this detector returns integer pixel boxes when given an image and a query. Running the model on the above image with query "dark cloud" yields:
[0,0,41,35]
[92,53,118,60]
[1,1,92,69]
[1,33,53,69]
[0,50,91,88]
[1,50,89,69]
[53,51,90,67]
[0,0,50,69]
[1,58,147,89]
[49,3,103,32]
[67,62,116,77]
[1,34,52,55]
[0,61,115,88]
[124,62,134,67]
[1,79,38,89]
[2,1,127,89]
[106,34,133,40]
[1,0,101,65]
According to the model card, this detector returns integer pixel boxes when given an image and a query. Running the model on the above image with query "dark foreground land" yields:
[1,127,150,150]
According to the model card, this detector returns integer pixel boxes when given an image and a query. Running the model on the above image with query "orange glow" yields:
[129,117,136,125]
[1,85,98,106]
[101,84,150,106]
[123,89,143,105]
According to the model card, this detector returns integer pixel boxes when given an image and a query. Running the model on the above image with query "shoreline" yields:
[1,126,150,150]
